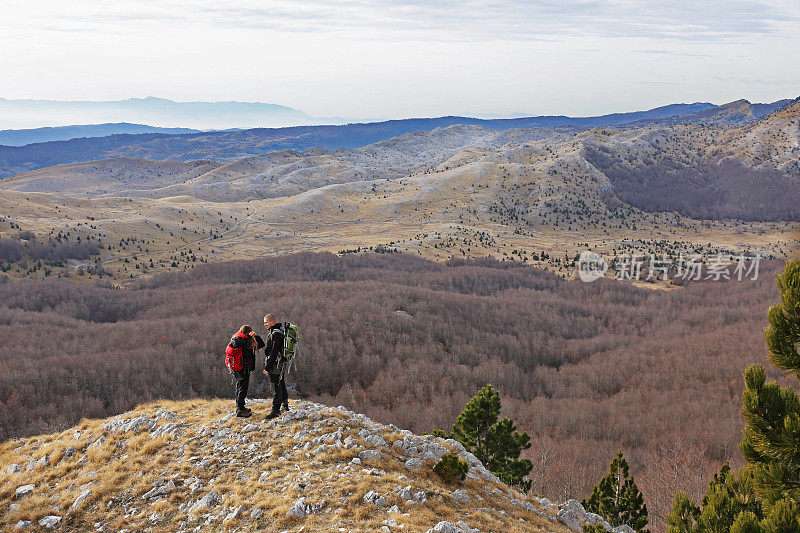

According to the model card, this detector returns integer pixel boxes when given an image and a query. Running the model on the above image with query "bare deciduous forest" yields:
[584,146,800,221]
[0,252,785,529]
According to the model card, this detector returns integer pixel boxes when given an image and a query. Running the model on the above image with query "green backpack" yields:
[272,322,300,374]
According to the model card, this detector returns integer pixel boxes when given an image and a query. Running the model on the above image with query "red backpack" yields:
[225,332,249,372]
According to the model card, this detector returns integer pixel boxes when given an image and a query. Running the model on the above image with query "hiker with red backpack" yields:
[226,324,264,418]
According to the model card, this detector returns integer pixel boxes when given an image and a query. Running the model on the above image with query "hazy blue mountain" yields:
[0,123,200,147]
[629,98,793,126]
[0,102,715,178]
[0,97,316,131]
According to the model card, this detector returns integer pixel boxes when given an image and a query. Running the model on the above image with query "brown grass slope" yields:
[1,398,571,532]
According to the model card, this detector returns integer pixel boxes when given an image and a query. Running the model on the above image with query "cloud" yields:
[7,0,798,42]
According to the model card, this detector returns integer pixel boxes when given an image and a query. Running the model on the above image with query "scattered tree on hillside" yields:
[436,384,533,491]
[582,450,648,532]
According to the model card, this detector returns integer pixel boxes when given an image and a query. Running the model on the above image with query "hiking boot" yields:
[265,411,280,420]
[236,409,251,418]
[282,403,290,413]
[242,407,252,415]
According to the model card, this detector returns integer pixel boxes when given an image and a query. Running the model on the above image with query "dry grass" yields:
[0,397,568,532]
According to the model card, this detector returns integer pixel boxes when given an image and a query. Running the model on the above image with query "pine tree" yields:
[740,259,800,529]
[666,260,800,532]
[582,450,648,532]
[442,384,533,491]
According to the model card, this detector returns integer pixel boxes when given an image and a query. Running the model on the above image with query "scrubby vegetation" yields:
[433,453,470,484]
[0,252,786,530]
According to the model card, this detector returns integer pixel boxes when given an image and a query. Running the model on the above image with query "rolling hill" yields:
[0,97,797,284]
[0,102,716,179]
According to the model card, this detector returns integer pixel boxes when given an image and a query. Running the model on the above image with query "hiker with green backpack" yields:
[262,314,299,420]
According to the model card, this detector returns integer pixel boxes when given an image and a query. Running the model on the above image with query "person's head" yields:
[264,314,276,328]
[239,324,253,336]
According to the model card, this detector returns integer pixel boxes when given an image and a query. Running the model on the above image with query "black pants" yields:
[234,370,250,411]
[269,372,288,413]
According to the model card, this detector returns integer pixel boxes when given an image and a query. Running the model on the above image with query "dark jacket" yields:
[230,332,264,373]
[264,324,285,375]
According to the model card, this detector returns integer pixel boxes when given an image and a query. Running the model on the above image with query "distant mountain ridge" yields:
[661,98,792,125]
[0,122,200,147]
[0,101,715,178]
[0,96,315,131]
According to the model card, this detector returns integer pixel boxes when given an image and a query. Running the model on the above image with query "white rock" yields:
[584,512,609,526]
[71,488,92,510]
[224,504,246,523]
[562,499,586,517]
[557,508,583,532]
[104,415,154,434]
[142,480,175,499]
[286,497,323,517]
[456,521,480,533]
[38,516,62,529]
[15,484,34,499]
[363,491,388,507]
[242,424,259,433]
[365,434,386,447]
[6,463,21,474]
[426,521,464,533]
[358,449,382,462]
[61,447,77,461]
[250,508,264,519]
[189,491,219,514]
[14,520,32,529]
[399,485,414,501]
[613,526,636,533]
[450,489,471,504]
[404,458,424,470]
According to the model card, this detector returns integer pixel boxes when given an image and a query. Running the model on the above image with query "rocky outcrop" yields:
[0,398,628,532]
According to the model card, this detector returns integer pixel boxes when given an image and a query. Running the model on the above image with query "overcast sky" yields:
[2,0,799,121]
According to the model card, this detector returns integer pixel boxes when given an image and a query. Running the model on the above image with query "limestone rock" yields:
[38,516,62,529]
[557,508,583,532]
[286,497,323,517]
[426,521,464,533]
[358,449,382,462]
[224,504,246,523]
[71,488,92,510]
[457,521,480,533]
[142,480,175,500]
[363,490,388,507]
[450,489,471,504]
[15,484,34,499]
[189,490,219,514]
[404,458,423,470]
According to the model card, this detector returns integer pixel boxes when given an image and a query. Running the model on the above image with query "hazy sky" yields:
[2,0,799,121]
